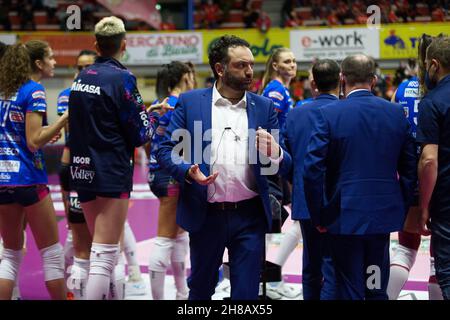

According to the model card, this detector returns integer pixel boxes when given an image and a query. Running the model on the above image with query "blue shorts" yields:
[148,169,179,198]
[77,190,130,203]
[0,185,50,207]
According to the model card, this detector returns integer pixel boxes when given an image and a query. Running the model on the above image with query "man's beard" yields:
[223,70,252,92]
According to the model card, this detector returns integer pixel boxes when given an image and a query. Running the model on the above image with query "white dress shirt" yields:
[208,84,259,203]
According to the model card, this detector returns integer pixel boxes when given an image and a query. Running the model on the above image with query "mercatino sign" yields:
[122,32,203,65]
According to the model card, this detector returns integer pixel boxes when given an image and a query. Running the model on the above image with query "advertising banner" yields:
[20,34,95,66]
[123,32,203,65]
[380,23,450,59]
[290,27,380,62]
[202,28,290,63]
[0,34,17,45]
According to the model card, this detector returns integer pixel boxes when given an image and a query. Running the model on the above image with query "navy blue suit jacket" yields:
[283,94,338,220]
[156,88,292,233]
[303,90,417,235]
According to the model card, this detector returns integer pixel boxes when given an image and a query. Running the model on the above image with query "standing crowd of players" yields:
[0,15,449,300]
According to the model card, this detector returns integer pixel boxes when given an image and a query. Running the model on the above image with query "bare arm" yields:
[26,110,68,152]
[391,89,398,103]
[418,143,438,235]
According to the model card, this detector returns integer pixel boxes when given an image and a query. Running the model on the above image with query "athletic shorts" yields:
[0,185,50,207]
[148,169,179,198]
[67,191,86,224]
[77,190,130,203]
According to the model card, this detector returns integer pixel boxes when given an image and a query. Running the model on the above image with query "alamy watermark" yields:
[167,123,281,176]
[366,265,381,290]
[66,5,81,30]
[366,5,381,30]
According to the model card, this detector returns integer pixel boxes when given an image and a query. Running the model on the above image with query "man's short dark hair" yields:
[341,54,376,85]
[312,59,340,92]
[426,36,450,70]
[208,35,250,79]
[95,33,125,57]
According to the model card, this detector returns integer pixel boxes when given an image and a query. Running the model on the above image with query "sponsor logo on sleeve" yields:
[0,160,20,172]
[58,96,69,104]
[268,91,284,101]
[32,90,46,100]
[132,89,144,105]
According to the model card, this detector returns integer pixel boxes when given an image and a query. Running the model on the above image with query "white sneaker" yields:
[176,290,189,300]
[269,281,302,299]
[263,283,282,300]
[127,265,143,282]
[125,279,147,296]
[216,279,231,293]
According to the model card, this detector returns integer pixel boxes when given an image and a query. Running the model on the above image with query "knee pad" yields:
[0,248,23,281]
[171,232,189,263]
[40,243,65,281]
[89,243,119,277]
[390,244,418,270]
[64,230,74,268]
[148,237,175,272]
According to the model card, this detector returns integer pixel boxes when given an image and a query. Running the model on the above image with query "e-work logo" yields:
[302,31,364,48]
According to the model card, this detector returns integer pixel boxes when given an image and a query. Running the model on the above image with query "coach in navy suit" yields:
[282,59,340,300]
[157,35,291,300]
[303,54,417,300]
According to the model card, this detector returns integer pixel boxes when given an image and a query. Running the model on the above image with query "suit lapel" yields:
[201,88,212,176]
[246,93,260,174]
[246,92,257,131]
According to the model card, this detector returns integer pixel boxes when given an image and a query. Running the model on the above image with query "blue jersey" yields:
[394,76,420,139]
[295,97,314,108]
[149,95,178,171]
[262,79,293,131]
[69,57,158,193]
[57,87,70,115]
[0,80,48,186]
[57,87,70,144]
